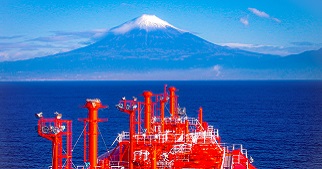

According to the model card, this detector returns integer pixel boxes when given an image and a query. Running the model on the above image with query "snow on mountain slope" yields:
[110,14,184,34]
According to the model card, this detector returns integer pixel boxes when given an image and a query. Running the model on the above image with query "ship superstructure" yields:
[36,85,256,169]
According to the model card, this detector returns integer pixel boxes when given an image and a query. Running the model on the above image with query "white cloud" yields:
[0,40,77,61]
[221,42,320,56]
[0,35,24,40]
[0,29,108,61]
[248,8,270,18]
[30,36,72,42]
[222,43,264,48]
[213,65,221,76]
[52,29,108,40]
[248,7,281,23]
[29,29,108,43]
[0,51,9,61]
[240,17,249,26]
[0,50,55,61]
[272,17,281,23]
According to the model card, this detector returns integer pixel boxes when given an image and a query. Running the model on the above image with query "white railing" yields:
[75,166,103,169]
[118,131,130,142]
[176,134,184,142]
[187,117,204,130]
[133,150,150,161]
[169,144,192,154]
[157,160,174,167]
[233,144,248,157]
[109,161,128,169]
[133,132,199,144]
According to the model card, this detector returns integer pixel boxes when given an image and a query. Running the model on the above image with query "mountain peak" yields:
[136,14,172,28]
[110,14,180,34]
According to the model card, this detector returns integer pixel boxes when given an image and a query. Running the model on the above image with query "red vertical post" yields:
[185,119,189,142]
[83,121,87,163]
[84,99,106,169]
[52,118,63,169]
[52,137,59,169]
[168,87,177,117]
[185,119,189,134]
[198,107,203,128]
[143,91,153,133]
[160,100,165,132]
[151,147,157,169]
[160,85,167,133]
[116,99,137,169]
[66,120,72,169]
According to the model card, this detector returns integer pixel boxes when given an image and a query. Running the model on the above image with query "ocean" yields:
[0,81,321,168]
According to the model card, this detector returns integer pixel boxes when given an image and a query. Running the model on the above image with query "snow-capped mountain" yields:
[110,14,182,34]
[80,14,231,59]
[0,14,321,80]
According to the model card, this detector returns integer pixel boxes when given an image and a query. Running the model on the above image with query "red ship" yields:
[36,85,256,169]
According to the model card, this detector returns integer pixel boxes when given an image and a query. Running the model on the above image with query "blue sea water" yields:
[0,81,321,169]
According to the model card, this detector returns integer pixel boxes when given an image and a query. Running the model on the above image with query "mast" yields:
[84,99,107,169]
[168,87,177,117]
[143,91,153,133]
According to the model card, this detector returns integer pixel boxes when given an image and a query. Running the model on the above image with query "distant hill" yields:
[0,14,321,80]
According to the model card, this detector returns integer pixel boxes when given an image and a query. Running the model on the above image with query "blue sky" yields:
[1,0,322,61]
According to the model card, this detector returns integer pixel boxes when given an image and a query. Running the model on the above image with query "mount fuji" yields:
[64,14,241,61]
[0,14,321,80]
